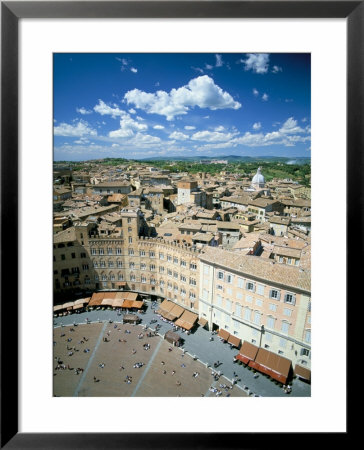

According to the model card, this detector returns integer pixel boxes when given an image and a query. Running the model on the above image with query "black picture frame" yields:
[1,1,357,448]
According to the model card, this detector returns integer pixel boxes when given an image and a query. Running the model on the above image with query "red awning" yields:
[235,353,250,364]
[218,329,230,341]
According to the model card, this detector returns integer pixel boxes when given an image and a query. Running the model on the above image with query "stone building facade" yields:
[53,208,311,369]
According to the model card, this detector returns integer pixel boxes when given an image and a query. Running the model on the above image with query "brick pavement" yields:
[53,322,246,397]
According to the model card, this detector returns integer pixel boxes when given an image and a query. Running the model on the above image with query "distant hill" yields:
[139,155,311,164]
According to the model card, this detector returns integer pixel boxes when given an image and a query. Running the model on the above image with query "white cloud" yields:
[76,107,92,115]
[130,67,138,73]
[242,54,270,74]
[184,125,196,130]
[93,99,126,118]
[116,57,128,65]
[191,66,204,74]
[153,125,165,130]
[253,88,259,96]
[214,126,225,132]
[124,133,162,147]
[191,130,236,142]
[109,114,148,138]
[253,122,262,130]
[128,108,136,114]
[231,117,310,148]
[262,93,269,101]
[272,65,282,73]
[169,131,189,140]
[54,120,97,137]
[205,64,214,70]
[196,141,236,151]
[124,75,241,120]
[279,117,304,134]
[215,54,223,67]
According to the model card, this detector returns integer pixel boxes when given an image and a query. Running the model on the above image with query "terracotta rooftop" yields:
[199,246,311,292]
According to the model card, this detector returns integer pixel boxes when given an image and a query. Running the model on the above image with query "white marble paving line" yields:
[73,322,107,397]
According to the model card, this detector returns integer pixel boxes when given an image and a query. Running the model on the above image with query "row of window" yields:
[54,252,87,261]
[212,293,294,317]
[214,281,296,305]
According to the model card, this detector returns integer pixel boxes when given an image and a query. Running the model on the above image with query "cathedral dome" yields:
[252,167,265,186]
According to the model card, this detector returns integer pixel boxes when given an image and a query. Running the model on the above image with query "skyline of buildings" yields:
[53,161,311,384]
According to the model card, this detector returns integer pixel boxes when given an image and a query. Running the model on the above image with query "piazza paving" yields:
[53,321,246,397]
[53,301,311,397]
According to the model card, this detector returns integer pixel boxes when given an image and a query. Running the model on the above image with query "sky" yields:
[53,53,311,161]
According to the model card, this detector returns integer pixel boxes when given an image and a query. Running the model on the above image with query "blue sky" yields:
[53,53,310,161]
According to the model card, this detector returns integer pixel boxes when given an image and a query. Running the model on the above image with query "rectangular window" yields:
[91,248,96,255]
[235,303,242,317]
[266,316,275,329]
[237,277,244,288]
[99,248,104,255]
[283,308,292,317]
[246,282,255,292]
[269,289,281,300]
[269,303,277,312]
[246,295,253,303]
[129,249,134,256]
[128,237,132,244]
[255,298,263,307]
[284,293,296,305]
[236,292,243,300]
[300,348,310,357]
[225,299,232,312]
[257,284,265,296]
[216,295,222,307]
[107,247,112,255]
[190,263,197,271]
[226,274,233,284]
[141,263,146,270]
[149,251,155,258]
[159,253,164,260]
[304,329,311,344]
[244,308,251,322]
[140,250,145,256]
[117,261,123,268]
[116,248,122,255]
[265,332,273,342]
[254,311,261,326]
[217,271,224,280]
[281,322,290,334]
